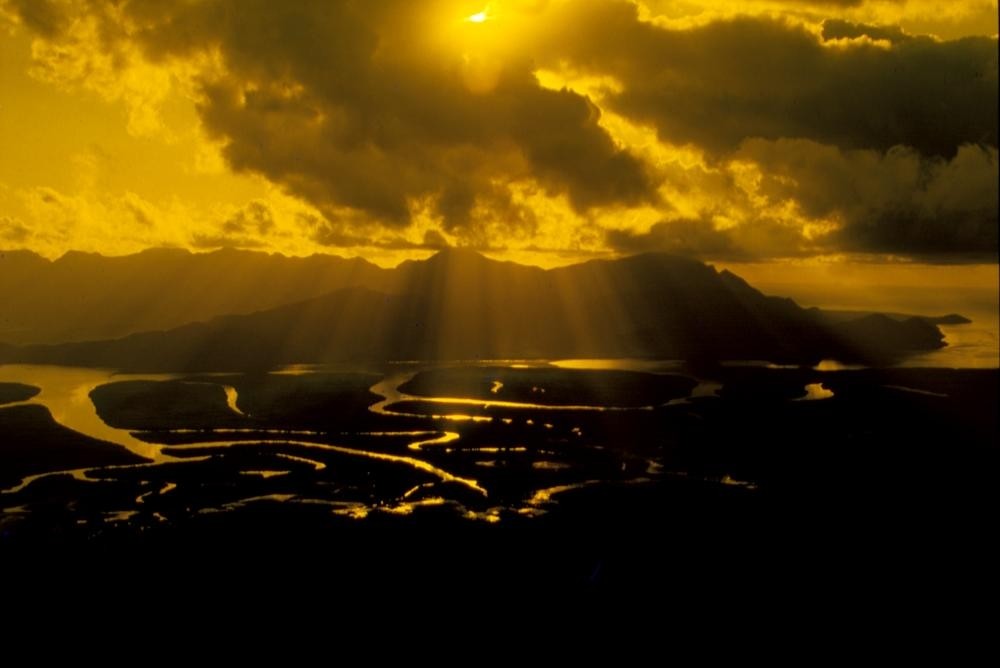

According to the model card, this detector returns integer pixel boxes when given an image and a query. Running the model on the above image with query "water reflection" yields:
[223,386,246,416]
[371,369,660,414]
[814,360,866,372]
[527,481,602,507]
[408,431,460,451]
[136,482,178,505]
[901,315,1000,369]
[0,360,774,527]
[796,383,835,401]
[164,438,489,496]
[274,453,327,470]
[1,349,996,538]
[0,365,169,460]
[883,385,948,398]
[552,359,685,373]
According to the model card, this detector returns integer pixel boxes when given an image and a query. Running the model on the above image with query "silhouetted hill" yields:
[0,247,390,344]
[931,314,973,325]
[834,314,945,358]
[0,250,949,370]
[817,310,972,326]
[0,404,148,487]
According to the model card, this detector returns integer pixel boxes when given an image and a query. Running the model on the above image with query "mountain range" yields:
[0,247,390,345]
[0,248,951,371]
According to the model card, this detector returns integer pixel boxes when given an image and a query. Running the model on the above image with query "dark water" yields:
[0,363,708,523]
[1,360,997,598]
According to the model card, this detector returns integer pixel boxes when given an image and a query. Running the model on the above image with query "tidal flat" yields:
[1,363,996,594]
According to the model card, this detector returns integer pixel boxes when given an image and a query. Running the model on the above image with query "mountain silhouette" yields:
[0,248,390,344]
[0,249,947,370]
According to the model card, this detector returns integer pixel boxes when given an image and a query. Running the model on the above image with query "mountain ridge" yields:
[0,249,950,370]
[0,247,391,344]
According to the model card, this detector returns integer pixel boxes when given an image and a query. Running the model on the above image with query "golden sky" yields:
[0,0,997,271]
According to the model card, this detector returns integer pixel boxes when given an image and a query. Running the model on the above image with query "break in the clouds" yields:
[130,0,656,231]
[1,0,997,262]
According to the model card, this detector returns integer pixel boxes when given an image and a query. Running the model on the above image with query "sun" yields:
[466,10,489,23]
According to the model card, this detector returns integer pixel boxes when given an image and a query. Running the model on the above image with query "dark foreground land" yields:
[1,365,997,606]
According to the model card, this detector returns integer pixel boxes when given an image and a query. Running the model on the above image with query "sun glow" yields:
[467,10,489,23]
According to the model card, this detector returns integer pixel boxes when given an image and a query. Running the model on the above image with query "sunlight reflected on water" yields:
[901,317,1000,369]
[15,351,982,527]
[796,383,835,401]
[814,360,866,371]
[552,359,685,373]
[0,365,169,460]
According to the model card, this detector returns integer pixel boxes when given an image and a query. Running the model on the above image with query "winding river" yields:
[0,361,760,522]
[0,364,493,496]
[0,365,178,461]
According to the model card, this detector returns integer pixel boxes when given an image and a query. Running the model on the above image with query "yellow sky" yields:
[0,0,996,284]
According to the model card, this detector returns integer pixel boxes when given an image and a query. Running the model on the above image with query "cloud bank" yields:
[1,0,996,262]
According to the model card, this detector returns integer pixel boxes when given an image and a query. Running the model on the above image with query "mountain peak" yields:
[396,247,495,274]
[0,249,48,265]
[56,250,103,263]
[427,247,489,262]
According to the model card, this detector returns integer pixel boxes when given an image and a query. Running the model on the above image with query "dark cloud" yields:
[736,139,999,258]
[422,229,450,250]
[192,200,276,249]
[0,216,31,243]
[607,219,745,260]
[99,0,655,230]
[6,0,996,263]
[606,216,814,261]
[222,200,275,236]
[821,19,909,43]
[125,201,154,227]
[308,219,370,249]
[540,3,997,157]
[309,218,454,252]
[609,138,998,261]
[5,0,65,37]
